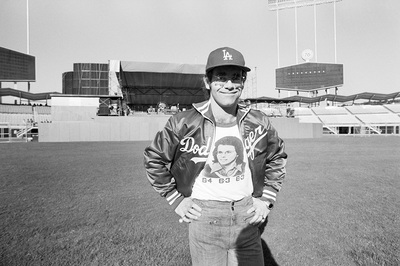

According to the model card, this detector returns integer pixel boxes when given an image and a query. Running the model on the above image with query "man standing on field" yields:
[144,47,287,266]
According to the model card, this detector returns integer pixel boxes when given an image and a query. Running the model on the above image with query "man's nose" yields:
[223,80,235,88]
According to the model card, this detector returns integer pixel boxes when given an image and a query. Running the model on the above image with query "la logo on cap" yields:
[222,50,233,61]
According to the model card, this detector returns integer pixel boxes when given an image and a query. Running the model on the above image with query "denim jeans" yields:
[189,196,264,266]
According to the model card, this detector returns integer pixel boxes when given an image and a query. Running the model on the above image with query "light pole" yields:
[27,0,31,104]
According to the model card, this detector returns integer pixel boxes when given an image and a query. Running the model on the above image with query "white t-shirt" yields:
[191,123,253,201]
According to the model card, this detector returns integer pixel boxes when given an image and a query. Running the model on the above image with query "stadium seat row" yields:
[0,113,34,125]
[0,104,33,114]
[294,105,400,116]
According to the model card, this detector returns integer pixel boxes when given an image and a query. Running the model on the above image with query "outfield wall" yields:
[39,95,321,142]
[38,115,321,142]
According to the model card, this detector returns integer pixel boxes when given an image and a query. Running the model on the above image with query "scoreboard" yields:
[276,62,343,91]
[0,47,36,82]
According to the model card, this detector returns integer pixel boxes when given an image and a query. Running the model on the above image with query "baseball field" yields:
[1,136,399,265]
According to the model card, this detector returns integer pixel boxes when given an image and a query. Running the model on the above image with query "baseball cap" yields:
[205,47,251,73]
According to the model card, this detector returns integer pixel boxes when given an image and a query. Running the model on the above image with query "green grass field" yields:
[1,136,399,266]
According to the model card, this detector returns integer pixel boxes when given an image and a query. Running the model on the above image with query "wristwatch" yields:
[265,201,274,210]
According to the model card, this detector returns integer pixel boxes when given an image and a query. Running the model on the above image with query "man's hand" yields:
[247,197,270,225]
[175,198,202,223]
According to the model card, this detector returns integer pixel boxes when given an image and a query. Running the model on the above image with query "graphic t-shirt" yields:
[191,123,253,201]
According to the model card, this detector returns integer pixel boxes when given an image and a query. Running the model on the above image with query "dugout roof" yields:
[119,61,207,105]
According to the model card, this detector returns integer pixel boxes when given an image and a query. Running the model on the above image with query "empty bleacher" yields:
[33,105,52,123]
[384,104,400,114]
[318,114,361,125]
[291,104,400,135]
[293,107,313,116]
[0,104,51,125]
[0,113,34,125]
[356,114,400,124]
[345,105,389,114]
[0,104,33,114]
[35,105,51,115]
[312,106,349,115]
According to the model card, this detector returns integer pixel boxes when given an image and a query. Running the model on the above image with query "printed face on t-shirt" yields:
[216,144,238,167]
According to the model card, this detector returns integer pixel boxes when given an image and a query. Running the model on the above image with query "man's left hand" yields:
[247,197,270,225]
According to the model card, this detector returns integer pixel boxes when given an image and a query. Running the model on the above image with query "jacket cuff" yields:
[165,189,184,210]
[261,187,278,206]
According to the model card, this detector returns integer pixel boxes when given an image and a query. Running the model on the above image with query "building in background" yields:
[62,63,108,95]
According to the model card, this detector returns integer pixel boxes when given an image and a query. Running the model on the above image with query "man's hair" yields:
[212,136,244,164]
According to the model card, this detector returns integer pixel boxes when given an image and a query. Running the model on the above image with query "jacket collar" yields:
[193,100,251,124]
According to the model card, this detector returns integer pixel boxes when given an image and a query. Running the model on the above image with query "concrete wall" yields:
[269,117,322,139]
[39,115,322,142]
[51,106,98,122]
[51,96,100,122]
[39,115,169,142]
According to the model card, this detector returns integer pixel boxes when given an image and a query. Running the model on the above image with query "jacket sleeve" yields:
[261,118,287,208]
[143,117,184,209]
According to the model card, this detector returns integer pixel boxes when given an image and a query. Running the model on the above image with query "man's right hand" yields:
[175,198,202,223]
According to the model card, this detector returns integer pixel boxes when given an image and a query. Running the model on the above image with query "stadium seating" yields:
[291,104,400,135]
[0,104,33,114]
[383,104,400,114]
[35,114,52,123]
[0,113,34,125]
[356,114,400,124]
[34,106,51,115]
[0,104,51,125]
[345,105,389,114]
[311,106,349,115]
[318,114,361,125]
[260,108,282,117]
[293,107,313,116]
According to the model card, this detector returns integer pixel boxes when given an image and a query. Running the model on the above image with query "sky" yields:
[1,0,399,102]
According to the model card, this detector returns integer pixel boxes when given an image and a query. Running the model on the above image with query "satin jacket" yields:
[143,100,287,210]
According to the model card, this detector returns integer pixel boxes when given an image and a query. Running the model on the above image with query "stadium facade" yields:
[1,51,400,142]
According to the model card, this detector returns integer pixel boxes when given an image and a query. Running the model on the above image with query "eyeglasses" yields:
[212,74,245,84]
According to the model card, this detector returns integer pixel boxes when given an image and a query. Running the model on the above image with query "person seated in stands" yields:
[286,108,294,118]
[147,106,154,114]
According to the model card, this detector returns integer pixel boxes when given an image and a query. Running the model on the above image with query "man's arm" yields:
[248,116,287,225]
[262,120,287,208]
[143,117,185,209]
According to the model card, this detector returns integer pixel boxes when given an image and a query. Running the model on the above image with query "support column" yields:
[277,9,280,67]
[28,82,31,105]
[333,0,338,63]
[314,4,318,62]
[295,6,299,64]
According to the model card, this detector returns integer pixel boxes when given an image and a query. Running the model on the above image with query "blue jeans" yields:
[189,196,264,266]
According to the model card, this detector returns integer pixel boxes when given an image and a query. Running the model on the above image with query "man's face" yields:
[216,144,238,166]
[208,66,245,108]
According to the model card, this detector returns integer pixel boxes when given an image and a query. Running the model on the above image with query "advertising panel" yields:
[0,47,35,82]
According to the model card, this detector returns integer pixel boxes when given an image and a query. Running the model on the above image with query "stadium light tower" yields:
[27,0,31,103]
[268,0,342,66]
[27,0,30,55]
